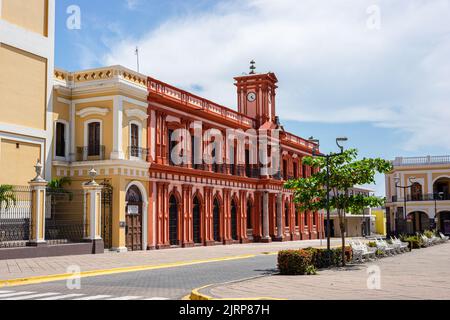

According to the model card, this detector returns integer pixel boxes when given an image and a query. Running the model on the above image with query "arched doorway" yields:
[213,198,221,242]
[125,185,143,251]
[169,195,179,246]
[246,199,253,239]
[285,201,290,228]
[193,196,201,244]
[438,211,450,235]
[434,178,450,199]
[231,199,238,241]
[407,211,430,234]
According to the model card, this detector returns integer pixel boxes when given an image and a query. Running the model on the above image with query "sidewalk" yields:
[198,242,450,300]
[0,239,342,281]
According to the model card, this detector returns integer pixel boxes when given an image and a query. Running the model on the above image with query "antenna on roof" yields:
[249,60,256,74]
[135,46,140,73]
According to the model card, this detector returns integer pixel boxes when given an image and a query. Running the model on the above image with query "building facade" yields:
[385,156,450,236]
[51,66,324,252]
[325,186,376,238]
[0,0,55,184]
[0,3,324,255]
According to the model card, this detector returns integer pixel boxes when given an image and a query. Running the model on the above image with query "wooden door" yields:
[125,186,143,251]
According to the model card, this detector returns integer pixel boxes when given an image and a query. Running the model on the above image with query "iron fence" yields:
[127,147,149,161]
[0,186,32,248]
[45,189,87,243]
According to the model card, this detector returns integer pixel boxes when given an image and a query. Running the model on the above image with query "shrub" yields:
[367,242,377,248]
[278,250,314,275]
[305,265,317,275]
[278,246,354,275]
[424,230,435,239]
[402,235,423,249]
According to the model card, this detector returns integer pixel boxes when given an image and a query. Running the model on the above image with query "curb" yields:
[189,276,286,301]
[0,254,257,288]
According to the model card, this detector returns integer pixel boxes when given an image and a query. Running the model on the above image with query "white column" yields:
[111,96,124,159]
[28,162,48,246]
[83,182,103,241]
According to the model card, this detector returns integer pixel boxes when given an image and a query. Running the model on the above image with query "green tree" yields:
[285,149,392,266]
[47,177,72,192]
[0,185,17,212]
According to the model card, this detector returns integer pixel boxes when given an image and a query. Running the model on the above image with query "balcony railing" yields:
[393,155,450,167]
[127,147,149,161]
[390,193,450,203]
[148,77,256,128]
[76,146,105,161]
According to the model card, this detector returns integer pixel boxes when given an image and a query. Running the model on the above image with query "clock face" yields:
[247,92,257,102]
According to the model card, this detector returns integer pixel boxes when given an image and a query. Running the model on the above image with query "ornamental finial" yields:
[249,60,256,74]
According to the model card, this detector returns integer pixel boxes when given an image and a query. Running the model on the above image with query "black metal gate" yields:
[101,182,113,249]
[193,197,201,244]
[169,195,179,246]
[231,201,238,241]
[213,199,220,242]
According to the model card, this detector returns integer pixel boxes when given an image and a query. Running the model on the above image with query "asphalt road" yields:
[0,255,278,300]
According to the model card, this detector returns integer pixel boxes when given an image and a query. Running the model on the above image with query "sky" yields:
[55,0,450,196]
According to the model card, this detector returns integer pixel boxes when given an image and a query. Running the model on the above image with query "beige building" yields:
[52,66,150,251]
[0,0,55,184]
[325,186,375,238]
[385,156,450,236]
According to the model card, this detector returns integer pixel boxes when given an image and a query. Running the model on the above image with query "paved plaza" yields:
[201,242,450,300]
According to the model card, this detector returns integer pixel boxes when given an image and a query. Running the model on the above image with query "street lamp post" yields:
[308,137,348,251]
[434,192,444,231]
[394,176,416,235]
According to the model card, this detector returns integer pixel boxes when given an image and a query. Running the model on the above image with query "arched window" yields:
[87,121,101,156]
[411,183,423,201]
[55,122,66,158]
[304,211,309,226]
[130,123,140,158]
[295,209,299,227]
[213,198,221,242]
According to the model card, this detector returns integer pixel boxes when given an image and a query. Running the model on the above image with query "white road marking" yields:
[0,291,35,298]
[4,292,60,300]
[37,293,86,300]
[0,290,13,294]
[107,296,142,300]
[74,295,112,300]
[143,297,169,300]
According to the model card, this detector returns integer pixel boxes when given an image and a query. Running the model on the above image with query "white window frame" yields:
[129,120,142,161]
[83,119,103,161]
[54,120,69,161]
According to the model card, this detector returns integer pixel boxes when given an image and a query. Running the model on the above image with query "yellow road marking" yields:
[0,254,256,288]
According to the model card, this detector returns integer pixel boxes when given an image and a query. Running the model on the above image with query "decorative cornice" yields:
[125,108,149,121]
[76,107,110,118]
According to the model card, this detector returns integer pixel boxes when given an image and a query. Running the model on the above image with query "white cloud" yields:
[104,0,450,152]
[125,0,140,10]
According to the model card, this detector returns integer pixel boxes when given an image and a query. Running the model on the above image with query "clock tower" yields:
[234,62,278,128]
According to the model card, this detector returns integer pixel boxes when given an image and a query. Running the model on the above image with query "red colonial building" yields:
[144,67,324,250]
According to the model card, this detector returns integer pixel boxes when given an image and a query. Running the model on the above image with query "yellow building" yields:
[52,66,150,251]
[385,156,450,236]
[372,209,386,236]
[0,0,55,184]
